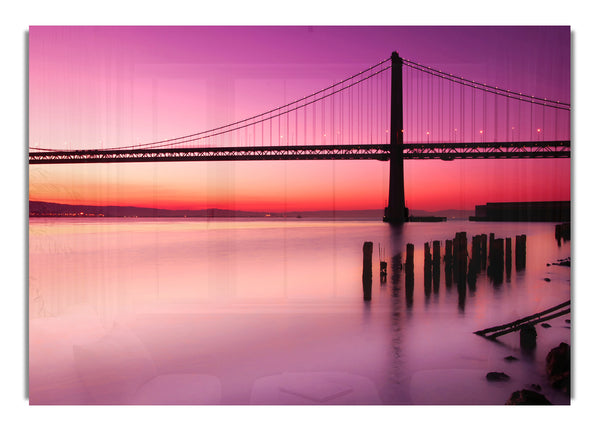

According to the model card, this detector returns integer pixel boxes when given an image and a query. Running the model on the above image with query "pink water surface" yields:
[29,218,571,405]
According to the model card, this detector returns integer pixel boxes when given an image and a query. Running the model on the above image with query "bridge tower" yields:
[383,51,408,224]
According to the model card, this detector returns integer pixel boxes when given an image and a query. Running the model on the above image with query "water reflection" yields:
[29,218,571,405]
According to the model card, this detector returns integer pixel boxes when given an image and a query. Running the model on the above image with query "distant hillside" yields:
[29,201,473,220]
[28,201,269,218]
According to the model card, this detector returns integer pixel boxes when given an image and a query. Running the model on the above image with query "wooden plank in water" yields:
[474,300,571,338]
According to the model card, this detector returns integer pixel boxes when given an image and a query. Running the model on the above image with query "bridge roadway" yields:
[29,141,570,164]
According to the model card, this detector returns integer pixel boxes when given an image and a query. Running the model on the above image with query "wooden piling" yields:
[406,243,414,267]
[424,242,432,296]
[515,234,526,271]
[362,241,373,301]
[467,235,479,288]
[481,234,487,270]
[505,237,512,276]
[470,235,480,271]
[555,223,570,242]
[444,239,453,264]
[432,240,441,292]
[444,239,453,286]
[453,232,468,284]
[424,242,432,274]
[433,241,441,268]
[520,324,537,350]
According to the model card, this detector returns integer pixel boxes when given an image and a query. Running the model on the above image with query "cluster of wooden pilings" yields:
[362,231,528,301]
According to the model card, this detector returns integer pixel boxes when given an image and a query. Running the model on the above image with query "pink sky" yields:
[28,26,571,212]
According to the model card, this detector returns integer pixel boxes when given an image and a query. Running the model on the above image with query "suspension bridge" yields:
[29,52,571,224]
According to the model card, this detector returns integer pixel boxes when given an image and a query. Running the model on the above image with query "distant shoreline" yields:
[28,200,474,220]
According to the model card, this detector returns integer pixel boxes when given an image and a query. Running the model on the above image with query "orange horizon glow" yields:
[29,158,570,213]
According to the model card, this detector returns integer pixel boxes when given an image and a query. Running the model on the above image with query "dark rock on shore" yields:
[544,278,551,282]
[541,323,552,328]
[506,389,552,405]
[529,383,542,392]
[486,372,510,382]
[504,355,519,362]
[546,342,570,394]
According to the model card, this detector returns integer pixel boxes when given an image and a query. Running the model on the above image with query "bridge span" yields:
[29,141,569,164]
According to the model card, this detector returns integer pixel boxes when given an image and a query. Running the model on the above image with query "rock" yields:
[544,278,551,282]
[486,371,510,382]
[565,319,571,324]
[541,323,552,328]
[506,389,552,405]
[529,383,542,392]
[546,342,570,393]
[504,355,519,362]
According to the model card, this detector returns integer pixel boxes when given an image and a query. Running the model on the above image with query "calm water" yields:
[28,218,571,405]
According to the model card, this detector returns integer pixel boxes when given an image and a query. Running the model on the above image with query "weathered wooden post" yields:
[362,241,373,301]
[481,233,487,270]
[432,240,441,292]
[487,238,504,284]
[488,233,495,261]
[454,232,468,285]
[467,236,479,289]
[432,241,441,268]
[424,242,432,296]
[444,239,453,286]
[515,234,527,271]
[555,223,570,245]
[520,323,537,350]
[470,235,480,270]
[505,237,512,277]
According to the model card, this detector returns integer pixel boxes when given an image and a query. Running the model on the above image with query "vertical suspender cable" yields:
[530,96,533,141]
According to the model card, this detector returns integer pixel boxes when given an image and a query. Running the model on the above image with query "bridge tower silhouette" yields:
[383,52,407,224]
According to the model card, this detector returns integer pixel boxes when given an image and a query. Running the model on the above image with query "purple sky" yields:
[29,26,571,211]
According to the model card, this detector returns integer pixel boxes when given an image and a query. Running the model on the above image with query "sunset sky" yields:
[28,26,571,212]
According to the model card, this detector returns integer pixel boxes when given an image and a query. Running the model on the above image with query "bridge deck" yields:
[29,141,570,164]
